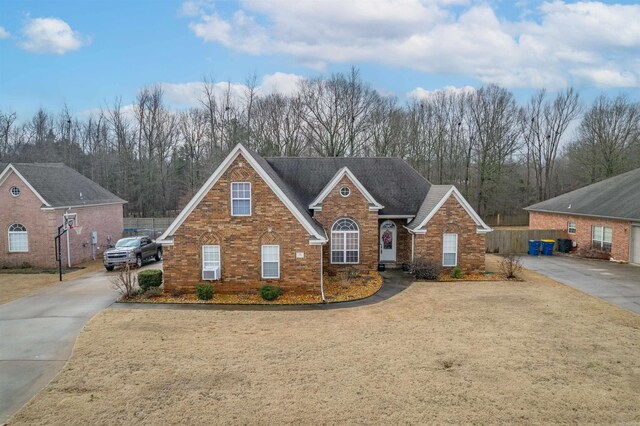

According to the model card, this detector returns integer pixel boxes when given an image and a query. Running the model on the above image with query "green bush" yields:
[138,269,163,291]
[259,285,283,301]
[451,266,464,279]
[196,283,214,300]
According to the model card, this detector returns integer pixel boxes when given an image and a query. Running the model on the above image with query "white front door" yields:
[380,220,397,262]
[632,226,640,265]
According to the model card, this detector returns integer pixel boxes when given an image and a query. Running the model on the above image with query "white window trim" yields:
[442,233,458,267]
[568,222,576,234]
[10,186,20,197]
[201,244,221,272]
[331,219,360,264]
[340,186,351,197]
[261,244,280,279]
[230,182,252,216]
[591,225,612,252]
[8,224,29,253]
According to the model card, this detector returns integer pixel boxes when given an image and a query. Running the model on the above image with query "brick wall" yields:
[52,204,124,267]
[0,170,124,268]
[163,153,322,295]
[0,172,54,268]
[413,195,485,273]
[313,175,379,275]
[529,211,631,262]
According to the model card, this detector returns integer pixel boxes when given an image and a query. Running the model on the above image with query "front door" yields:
[380,220,397,262]
[632,226,640,265]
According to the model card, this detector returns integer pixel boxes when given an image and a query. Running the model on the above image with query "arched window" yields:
[8,224,28,252]
[331,218,359,264]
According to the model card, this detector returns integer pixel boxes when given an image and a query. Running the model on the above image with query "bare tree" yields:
[520,88,581,201]
[568,94,640,184]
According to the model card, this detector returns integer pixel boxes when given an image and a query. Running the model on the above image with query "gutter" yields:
[524,208,639,223]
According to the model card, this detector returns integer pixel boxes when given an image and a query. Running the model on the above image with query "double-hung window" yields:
[443,233,458,267]
[331,219,359,264]
[592,226,612,252]
[567,222,576,234]
[231,182,251,216]
[202,245,221,280]
[8,224,28,252]
[262,245,280,279]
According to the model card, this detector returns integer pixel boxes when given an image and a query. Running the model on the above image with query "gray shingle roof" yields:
[265,157,431,216]
[525,167,640,221]
[4,163,126,208]
[406,185,453,230]
[243,148,326,237]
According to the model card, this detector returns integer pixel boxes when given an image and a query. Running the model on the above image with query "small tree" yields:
[110,264,138,299]
[499,254,523,279]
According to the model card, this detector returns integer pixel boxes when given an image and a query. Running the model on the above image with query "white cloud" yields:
[160,72,306,107]
[0,26,10,39]
[19,17,89,54]
[407,85,476,101]
[183,0,640,89]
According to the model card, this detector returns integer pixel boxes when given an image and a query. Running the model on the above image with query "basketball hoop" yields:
[63,213,78,231]
[71,225,83,235]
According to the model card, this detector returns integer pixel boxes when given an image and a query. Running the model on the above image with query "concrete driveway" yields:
[520,255,640,314]
[0,262,161,423]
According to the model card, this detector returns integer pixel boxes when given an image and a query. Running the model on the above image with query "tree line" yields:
[1,68,639,218]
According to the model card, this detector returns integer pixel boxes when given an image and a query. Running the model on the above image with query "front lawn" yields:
[9,263,640,424]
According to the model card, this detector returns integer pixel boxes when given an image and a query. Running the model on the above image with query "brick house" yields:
[0,163,126,268]
[525,167,640,265]
[158,144,491,297]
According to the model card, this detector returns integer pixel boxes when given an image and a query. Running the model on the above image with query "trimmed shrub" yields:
[259,285,283,301]
[138,269,163,291]
[412,258,441,280]
[196,283,214,300]
[451,266,464,279]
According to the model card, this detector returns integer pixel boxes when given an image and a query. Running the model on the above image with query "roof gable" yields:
[309,167,384,211]
[0,164,51,206]
[0,163,125,208]
[525,168,640,221]
[157,144,327,244]
[265,157,430,215]
[407,185,491,233]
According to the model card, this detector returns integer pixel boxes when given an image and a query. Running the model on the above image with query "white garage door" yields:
[632,226,640,265]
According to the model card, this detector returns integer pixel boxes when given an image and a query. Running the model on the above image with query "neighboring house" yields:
[0,163,126,268]
[158,144,490,296]
[525,167,640,265]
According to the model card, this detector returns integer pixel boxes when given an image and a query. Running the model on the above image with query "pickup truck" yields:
[103,236,162,271]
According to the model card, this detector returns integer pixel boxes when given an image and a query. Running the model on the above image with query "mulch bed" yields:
[125,272,383,305]
[437,271,509,282]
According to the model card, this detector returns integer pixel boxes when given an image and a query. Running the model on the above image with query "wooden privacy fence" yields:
[485,229,565,254]
[483,213,529,227]
[123,217,176,239]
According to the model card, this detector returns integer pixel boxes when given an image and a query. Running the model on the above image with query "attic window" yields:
[340,186,351,197]
[10,186,20,197]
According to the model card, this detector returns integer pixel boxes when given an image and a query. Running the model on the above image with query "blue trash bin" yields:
[528,240,541,256]
[541,240,555,256]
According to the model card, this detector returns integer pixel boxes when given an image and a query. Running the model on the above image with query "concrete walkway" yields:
[111,269,415,312]
[520,255,640,314]
[0,269,119,423]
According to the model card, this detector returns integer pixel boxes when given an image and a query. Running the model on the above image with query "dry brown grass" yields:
[0,260,104,305]
[9,258,640,425]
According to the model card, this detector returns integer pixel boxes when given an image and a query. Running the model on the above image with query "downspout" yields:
[320,244,326,303]
[411,232,415,262]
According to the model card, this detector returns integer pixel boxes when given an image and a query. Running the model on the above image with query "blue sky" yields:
[1,0,639,119]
